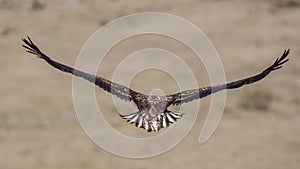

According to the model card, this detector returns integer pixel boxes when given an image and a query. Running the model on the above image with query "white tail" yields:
[120,111,184,132]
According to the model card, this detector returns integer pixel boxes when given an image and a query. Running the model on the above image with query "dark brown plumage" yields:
[22,37,290,132]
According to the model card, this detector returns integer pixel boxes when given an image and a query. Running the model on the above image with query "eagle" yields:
[22,37,290,132]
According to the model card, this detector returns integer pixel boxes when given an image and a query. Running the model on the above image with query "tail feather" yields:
[120,111,184,132]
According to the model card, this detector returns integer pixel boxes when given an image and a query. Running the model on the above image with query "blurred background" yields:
[0,0,300,168]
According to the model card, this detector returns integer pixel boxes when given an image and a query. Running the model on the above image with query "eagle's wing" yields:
[22,36,140,102]
[166,49,290,106]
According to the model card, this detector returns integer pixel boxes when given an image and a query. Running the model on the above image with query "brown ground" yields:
[1,0,300,168]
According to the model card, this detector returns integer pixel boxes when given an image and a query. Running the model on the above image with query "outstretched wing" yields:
[22,36,141,102]
[167,49,290,106]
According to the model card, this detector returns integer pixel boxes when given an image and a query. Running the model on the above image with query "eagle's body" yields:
[121,94,183,132]
[22,37,290,132]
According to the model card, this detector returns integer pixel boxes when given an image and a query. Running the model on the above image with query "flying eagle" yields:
[22,37,290,132]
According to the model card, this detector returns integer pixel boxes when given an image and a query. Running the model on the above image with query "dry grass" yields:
[273,0,300,8]
[239,89,275,111]
[0,0,300,169]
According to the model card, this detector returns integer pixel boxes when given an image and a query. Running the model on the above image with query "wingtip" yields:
[27,36,33,44]
[285,49,290,55]
[21,37,28,44]
[277,48,290,63]
[270,49,291,71]
[21,36,32,44]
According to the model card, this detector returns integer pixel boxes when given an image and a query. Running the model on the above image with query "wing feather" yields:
[22,36,139,102]
[167,49,290,106]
